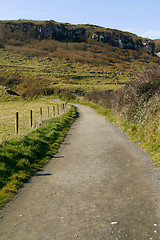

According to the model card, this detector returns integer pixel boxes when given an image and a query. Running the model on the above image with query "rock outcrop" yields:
[7,21,86,43]
[36,24,86,42]
[1,21,155,55]
[91,31,155,55]
[142,42,155,56]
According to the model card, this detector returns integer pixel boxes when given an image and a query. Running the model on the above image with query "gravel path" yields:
[0,104,160,240]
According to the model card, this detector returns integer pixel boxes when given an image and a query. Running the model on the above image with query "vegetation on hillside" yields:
[0,43,159,98]
[0,20,160,98]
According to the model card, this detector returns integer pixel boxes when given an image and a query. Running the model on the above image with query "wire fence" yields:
[0,102,67,143]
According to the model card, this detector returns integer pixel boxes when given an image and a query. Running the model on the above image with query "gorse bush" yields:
[84,90,113,108]
[112,67,160,121]
[110,67,160,165]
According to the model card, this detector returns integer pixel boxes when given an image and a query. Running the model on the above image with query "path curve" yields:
[0,104,160,240]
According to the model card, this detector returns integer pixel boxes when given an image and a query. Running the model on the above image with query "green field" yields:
[0,86,64,141]
[0,49,128,92]
[1,47,159,96]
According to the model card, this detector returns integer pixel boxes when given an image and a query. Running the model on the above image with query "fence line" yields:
[15,103,67,136]
[0,103,68,141]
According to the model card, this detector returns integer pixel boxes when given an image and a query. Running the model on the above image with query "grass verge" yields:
[0,105,78,208]
[106,114,160,168]
[73,99,160,168]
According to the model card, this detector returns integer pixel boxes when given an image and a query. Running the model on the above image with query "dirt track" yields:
[0,104,160,240]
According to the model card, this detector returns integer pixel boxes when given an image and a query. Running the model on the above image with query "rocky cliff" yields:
[0,20,155,55]
[91,31,155,55]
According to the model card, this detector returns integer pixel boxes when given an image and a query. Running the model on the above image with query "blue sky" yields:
[1,0,160,39]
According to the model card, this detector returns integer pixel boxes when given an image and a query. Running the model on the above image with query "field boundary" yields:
[0,105,78,208]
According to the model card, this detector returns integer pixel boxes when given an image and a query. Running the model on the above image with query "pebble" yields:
[111,222,118,225]
[154,223,157,226]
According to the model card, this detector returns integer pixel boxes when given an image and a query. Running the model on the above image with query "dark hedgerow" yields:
[111,67,160,121]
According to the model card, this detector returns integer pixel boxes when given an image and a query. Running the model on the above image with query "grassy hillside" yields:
[0,20,159,98]
[0,46,159,98]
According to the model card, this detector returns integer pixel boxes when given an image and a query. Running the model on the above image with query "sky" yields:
[1,0,160,39]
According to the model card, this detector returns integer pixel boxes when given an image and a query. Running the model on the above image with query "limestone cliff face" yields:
[91,32,155,55]
[36,25,86,42]
[7,22,86,42]
[2,21,155,55]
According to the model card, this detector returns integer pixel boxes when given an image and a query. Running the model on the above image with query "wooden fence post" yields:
[15,112,19,135]
[30,110,33,128]
[48,107,50,118]
[62,103,65,112]
[53,106,55,117]
[57,105,59,115]
[40,108,42,122]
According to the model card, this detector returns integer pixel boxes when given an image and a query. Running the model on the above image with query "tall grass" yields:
[84,90,113,108]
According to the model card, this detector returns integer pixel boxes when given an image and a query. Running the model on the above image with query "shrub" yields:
[84,90,113,108]
[112,67,160,121]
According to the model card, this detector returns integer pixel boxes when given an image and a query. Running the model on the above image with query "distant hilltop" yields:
[0,20,156,55]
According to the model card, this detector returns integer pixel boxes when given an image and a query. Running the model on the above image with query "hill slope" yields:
[0,20,160,97]
[0,20,156,55]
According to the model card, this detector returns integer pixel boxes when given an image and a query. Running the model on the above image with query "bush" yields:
[84,90,113,108]
[112,67,160,121]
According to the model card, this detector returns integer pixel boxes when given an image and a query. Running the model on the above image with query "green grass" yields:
[0,86,66,141]
[0,105,78,208]
[106,114,160,167]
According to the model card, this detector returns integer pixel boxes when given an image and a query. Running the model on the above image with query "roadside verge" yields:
[0,105,78,208]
